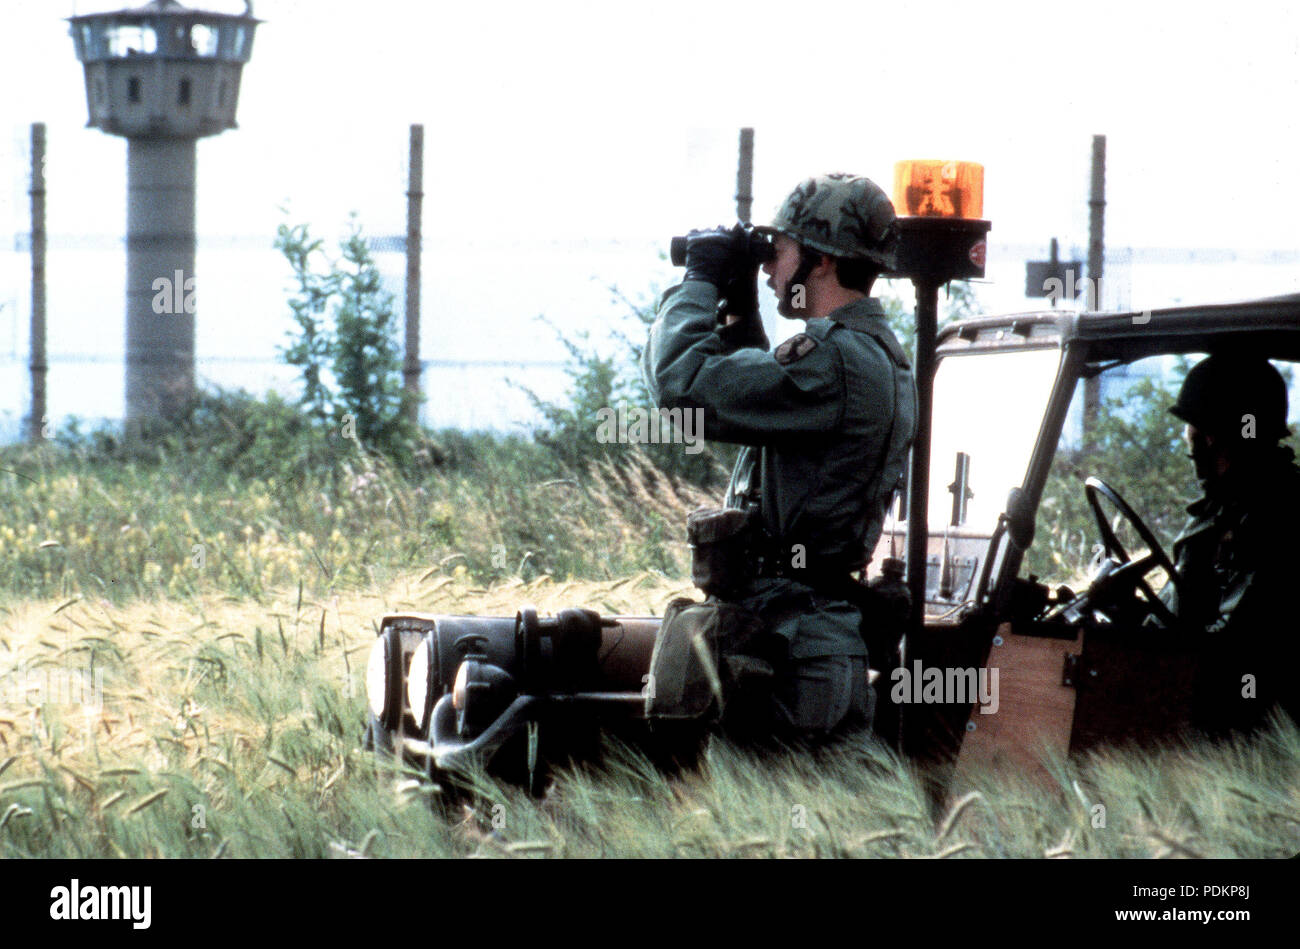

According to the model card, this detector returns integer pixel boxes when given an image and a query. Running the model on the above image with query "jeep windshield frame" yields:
[932,292,1300,623]
[919,312,1070,622]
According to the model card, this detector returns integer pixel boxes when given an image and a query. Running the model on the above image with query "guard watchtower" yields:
[68,0,261,424]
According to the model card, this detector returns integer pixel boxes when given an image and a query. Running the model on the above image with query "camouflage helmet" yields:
[759,173,899,269]
[1169,354,1291,444]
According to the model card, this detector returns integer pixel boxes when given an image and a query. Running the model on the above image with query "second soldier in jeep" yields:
[1164,354,1300,734]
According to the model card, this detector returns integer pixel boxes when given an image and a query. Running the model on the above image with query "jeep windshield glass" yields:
[928,348,1062,531]
[921,347,1063,606]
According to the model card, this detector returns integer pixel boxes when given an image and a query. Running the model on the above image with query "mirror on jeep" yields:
[1005,486,1035,550]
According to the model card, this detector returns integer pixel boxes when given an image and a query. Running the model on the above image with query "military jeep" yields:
[364,292,1300,791]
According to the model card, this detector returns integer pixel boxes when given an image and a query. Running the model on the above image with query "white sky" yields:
[4,0,1299,249]
[1,0,1299,429]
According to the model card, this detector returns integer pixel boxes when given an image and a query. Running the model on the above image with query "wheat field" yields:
[2,567,1298,859]
[1,431,1298,859]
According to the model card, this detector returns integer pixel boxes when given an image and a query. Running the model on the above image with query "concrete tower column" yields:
[127,137,196,424]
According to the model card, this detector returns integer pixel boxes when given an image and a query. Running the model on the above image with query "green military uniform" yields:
[1165,446,1300,734]
[644,277,917,738]
[1162,354,1300,734]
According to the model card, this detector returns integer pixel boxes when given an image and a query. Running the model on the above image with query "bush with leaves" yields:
[275,217,418,463]
[519,292,734,490]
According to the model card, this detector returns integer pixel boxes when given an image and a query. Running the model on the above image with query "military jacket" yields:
[1166,449,1300,731]
[644,279,917,658]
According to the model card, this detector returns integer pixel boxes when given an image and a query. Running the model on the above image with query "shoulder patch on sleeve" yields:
[774,333,819,365]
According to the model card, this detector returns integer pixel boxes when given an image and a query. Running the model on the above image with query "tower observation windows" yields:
[105,24,157,57]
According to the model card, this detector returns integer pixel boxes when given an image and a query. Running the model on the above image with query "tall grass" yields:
[0,413,712,606]
[2,404,1297,858]
[1,577,1297,858]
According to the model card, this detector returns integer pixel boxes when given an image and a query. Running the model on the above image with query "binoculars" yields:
[668,224,775,270]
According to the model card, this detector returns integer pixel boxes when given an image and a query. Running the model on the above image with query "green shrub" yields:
[519,292,733,492]
[275,217,419,464]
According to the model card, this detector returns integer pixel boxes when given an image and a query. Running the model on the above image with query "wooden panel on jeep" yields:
[952,622,1079,786]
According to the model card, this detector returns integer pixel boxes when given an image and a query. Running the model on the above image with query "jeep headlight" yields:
[366,628,402,729]
[406,635,434,735]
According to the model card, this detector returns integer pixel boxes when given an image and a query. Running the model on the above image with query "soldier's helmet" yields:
[1169,354,1292,444]
[758,173,898,270]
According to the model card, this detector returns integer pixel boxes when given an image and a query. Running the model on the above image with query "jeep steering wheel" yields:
[1083,477,1183,629]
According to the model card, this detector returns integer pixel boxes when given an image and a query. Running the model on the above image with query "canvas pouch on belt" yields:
[644,596,767,721]
[687,506,755,599]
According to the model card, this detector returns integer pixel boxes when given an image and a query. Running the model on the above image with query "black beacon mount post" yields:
[882,161,992,638]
